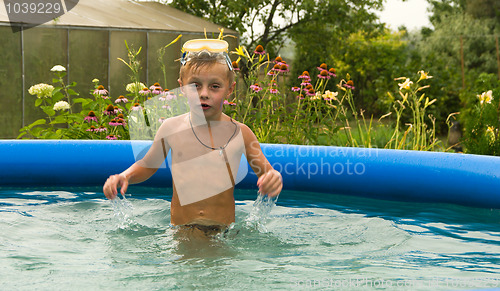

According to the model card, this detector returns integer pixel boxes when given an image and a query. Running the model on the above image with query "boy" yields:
[103,39,282,236]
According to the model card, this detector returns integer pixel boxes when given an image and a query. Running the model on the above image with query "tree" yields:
[333,29,410,114]
[163,0,384,56]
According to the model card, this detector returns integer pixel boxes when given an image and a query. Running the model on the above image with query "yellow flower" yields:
[477,90,493,105]
[417,70,433,82]
[233,45,251,59]
[398,78,413,91]
[486,126,496,143]
[424,97,437,108]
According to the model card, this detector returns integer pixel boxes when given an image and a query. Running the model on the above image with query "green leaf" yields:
[52,91,64,102]
[51,115,67,124]
[23,118,47,130]
[67,88,79,96]
[16,131,27,139]
[35,98,43,107]
[41,106,55,117]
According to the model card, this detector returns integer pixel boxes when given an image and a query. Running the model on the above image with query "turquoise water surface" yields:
[1,187,499,290]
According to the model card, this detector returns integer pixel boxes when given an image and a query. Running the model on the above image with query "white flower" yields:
[53,101,70,111]
[28,83,54,98]
[126,82,147,93]
[322,90,338,101]
[311,92,322,100]
[398,78,413,91]
[478,90,493,105]
[50,65,66,72]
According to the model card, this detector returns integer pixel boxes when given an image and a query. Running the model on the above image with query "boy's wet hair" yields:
[179,50,235,85]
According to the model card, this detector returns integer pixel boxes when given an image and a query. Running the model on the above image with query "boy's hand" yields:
[103,173,129,200]
[257,169,282,197]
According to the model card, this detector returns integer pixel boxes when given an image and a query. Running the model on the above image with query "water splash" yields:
[110,195,134,228]
[245,192,279,232]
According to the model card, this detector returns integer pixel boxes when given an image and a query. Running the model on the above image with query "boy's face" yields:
[179,62,235,121]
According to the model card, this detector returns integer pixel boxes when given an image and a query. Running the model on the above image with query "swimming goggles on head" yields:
[180,39,233,71]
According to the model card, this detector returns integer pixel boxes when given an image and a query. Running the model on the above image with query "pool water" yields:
[1,187,500,290]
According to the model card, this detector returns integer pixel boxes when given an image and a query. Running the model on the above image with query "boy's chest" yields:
[168,123,244,164]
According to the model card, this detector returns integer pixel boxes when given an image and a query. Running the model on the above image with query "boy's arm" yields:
[104,123,172,199]
[240,123,282,197]
[103,163,157,199]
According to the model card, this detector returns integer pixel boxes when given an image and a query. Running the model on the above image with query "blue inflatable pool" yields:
[1,140,500,209]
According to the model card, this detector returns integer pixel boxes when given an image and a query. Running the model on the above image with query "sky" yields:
[376,0,432,31]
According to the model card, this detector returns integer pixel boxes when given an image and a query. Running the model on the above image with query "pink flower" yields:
[291,87,301,92]
[139,87,151,95]
[106,134,119,140]
[277,63,289,73]
[159,117,167,123]
[115,95,129,103]
[86,126,97,132]
[298,71,311,82]
[317,70,331,79]
[328,68,337,77]
[250,83,263,93]
[317,63,328,71]
[93,85,108,96]
[224,100,236,106]
[297,94,305,100]
[109,118,126,126]
[343,80,355,90]
[300,81,312,87]
[166,92,176,100]
[150,82,162,95]
[267,70,277,76]
[254,45,265,55]
[306,88,316,96]
[298,71,310,79]
[104,104,116,116]
[84,111,98,123]
[96,126,107,132]
[269,88,279,94]
[232,61,240,71]
[131,103,142,111]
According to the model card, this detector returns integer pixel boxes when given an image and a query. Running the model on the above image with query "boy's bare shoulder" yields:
[232,120,257,142]
[156,113,189,137]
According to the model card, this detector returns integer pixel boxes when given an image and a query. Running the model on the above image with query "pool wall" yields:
[2,140,500,208]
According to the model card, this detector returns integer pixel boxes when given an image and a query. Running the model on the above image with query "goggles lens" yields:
[183,39,228,53]
[180,39,233,71]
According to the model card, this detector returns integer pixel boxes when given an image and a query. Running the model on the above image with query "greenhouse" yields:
[0,0,238,138]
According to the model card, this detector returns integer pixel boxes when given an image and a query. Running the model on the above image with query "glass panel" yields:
[0,26,22,138]
[109,31,147,99]
[148,32,182,91]
[69,29,109,104]
[23,27,68,126]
